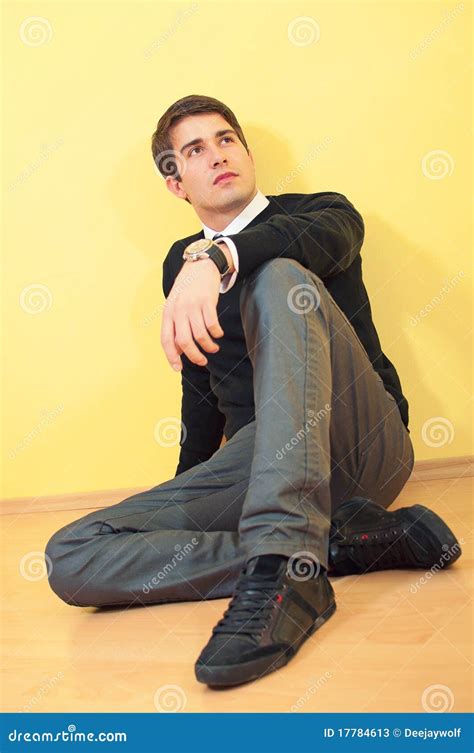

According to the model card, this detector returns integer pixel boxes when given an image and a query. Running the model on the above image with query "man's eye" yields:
[188,137,234,156]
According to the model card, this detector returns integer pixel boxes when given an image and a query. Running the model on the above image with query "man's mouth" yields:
[214,172,238,185]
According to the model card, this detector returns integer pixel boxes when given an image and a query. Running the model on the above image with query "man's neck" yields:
[198,187,258,231]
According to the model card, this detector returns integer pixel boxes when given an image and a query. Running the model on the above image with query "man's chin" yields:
[212,187,245,206]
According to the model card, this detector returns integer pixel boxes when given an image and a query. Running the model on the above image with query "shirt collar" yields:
[201,188,270,238]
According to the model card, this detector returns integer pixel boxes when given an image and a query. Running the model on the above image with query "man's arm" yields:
[223,192,364,282]
[162,254,225,476]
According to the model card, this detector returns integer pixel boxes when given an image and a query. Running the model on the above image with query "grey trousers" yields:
[44,259,415,608]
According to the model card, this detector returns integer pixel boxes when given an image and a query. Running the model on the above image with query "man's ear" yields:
[165,175,187,201]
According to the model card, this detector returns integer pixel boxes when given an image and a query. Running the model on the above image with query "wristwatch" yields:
[182,238,231,279]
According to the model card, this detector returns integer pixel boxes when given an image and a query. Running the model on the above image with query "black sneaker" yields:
[194,554,336,687]
[329,496,462,576]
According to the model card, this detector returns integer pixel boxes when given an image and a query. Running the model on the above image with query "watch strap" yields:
[206,241,231,277]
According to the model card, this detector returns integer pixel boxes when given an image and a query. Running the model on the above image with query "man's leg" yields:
[45,256,414,610]
[44,421,257,607]
[235,257,415,571]
[193,258,418,686]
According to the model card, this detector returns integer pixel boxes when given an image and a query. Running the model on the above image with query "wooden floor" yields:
[2,474,472,713]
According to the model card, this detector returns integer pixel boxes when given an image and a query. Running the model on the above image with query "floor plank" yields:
[1,475,472,712]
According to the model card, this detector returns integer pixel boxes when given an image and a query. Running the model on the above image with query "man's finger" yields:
[202,301,224,339]
[189,310,220,354]
[160,310,182,370]
[174,316,208,367]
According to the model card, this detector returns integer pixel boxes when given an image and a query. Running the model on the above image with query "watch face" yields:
[187,239,211,254]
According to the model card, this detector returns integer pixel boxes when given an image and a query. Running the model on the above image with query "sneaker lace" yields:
[212,572,283,637]
[341,527,414,571]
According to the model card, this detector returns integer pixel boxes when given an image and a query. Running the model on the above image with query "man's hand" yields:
[161,258,224,371]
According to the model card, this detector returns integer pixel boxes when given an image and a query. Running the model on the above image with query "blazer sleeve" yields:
[225,191,365,280]
[162,253,226,477]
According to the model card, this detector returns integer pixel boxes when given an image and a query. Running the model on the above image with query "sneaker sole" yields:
[194,600,337,687]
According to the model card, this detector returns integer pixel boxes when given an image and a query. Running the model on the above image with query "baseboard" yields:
[1,455,473,516]
[408,454,473,482]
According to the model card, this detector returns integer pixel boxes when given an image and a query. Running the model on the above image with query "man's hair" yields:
[151,94,249,185]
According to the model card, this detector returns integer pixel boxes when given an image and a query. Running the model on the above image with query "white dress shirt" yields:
[201,188,270,293]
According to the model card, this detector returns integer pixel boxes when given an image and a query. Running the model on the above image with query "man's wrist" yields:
[215,241,235,274]
[183,256,221,280]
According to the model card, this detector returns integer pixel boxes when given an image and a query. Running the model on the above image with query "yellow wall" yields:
[2,0,472,500]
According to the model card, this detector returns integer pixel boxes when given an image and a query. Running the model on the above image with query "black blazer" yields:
[162,191,410,476]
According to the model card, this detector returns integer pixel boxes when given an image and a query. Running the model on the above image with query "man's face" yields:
[165,112,256,220]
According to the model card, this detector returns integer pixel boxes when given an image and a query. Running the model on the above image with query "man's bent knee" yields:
[44,527,94,607]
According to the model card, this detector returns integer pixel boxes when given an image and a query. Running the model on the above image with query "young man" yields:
[45,95,461,688]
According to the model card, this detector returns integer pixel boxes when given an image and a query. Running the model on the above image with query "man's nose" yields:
[209,148,227,166]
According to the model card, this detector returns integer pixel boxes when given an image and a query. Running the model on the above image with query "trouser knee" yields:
[44,525,94,607]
